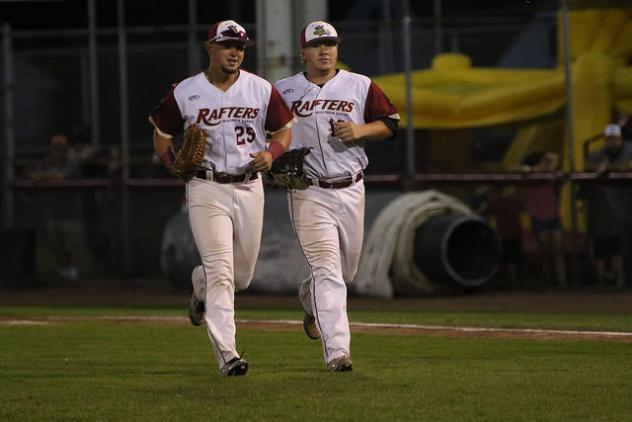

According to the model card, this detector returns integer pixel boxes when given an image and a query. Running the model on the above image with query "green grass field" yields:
[2,306,632,421]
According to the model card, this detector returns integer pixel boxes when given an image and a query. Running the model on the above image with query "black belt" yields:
[315,172,363,189]
[195,170,259,184]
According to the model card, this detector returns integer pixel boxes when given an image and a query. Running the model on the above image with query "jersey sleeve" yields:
[265,85,294,133]
[148,84,185,138]
[364,81,400,123]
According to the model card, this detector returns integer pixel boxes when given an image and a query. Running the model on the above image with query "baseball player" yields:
[275,21,399,372]
[149,20,294,376]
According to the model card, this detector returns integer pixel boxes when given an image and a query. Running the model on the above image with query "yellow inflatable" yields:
[373,8,632,171]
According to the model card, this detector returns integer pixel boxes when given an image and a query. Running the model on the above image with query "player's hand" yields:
[334,121,365,142]
[249,151,273,172]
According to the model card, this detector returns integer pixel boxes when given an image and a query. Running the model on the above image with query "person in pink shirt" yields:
[487,185,525,286]
[520,151,567,287]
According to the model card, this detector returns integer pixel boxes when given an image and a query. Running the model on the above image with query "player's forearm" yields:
[360,120,394,141]
[153,131,178,174]
[269,128,291,153]
[337,120,393,142]
[153,131,174,156]
[607,161,632,171]
[248,129,291,172]
[586,160,631,172]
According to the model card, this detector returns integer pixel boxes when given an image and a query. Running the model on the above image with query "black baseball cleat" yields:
[303,312,321,340]
[188,293,205,326]
[327,355,353,372]
[221,357,249,377]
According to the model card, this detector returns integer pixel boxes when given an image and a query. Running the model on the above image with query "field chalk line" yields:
[248,319,632,338]
[1,316,632,339]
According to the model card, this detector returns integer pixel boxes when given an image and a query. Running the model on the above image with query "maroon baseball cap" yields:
[208,20,253,46]
[301,21,340,48]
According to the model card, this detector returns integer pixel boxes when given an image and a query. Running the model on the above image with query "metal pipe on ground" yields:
[413,215,500,289]
[355,190,501,297]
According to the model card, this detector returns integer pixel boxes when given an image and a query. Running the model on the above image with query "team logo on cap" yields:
[312,25,331,37]
[209,20,251,44]
[224,24,245,38]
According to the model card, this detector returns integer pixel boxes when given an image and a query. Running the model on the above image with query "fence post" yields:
[87,0,100,148]
[187,0,201,75]
[2,23,14,229]
[561,0,579,286]
[117,0,132,278]
[402,0,416,186]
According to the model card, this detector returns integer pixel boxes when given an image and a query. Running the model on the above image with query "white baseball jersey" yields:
[275,69,399,179]
[277,70,398,366]
[150,70,293,174]
[149,70,293,372]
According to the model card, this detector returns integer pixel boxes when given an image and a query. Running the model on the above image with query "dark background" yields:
[1,0,552,30]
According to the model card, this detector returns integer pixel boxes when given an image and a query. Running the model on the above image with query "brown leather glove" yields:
[174,125,206,182]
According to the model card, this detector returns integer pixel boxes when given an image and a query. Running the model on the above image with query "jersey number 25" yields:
[235,126,255,145]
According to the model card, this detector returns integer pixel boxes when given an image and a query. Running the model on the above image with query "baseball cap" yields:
[207,20,253,46]
[301,21,340,48]
[604,123,622,138]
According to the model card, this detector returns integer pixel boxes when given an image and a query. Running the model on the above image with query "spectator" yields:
[106,145,123,179]
[520,151,567,288]
[487,185,525,286]
[615,113,631,141]
[469,184,491,215]
[586,124,632,174]
[83,144,123,272]
[584,124,632,287]
[29,133,83,281]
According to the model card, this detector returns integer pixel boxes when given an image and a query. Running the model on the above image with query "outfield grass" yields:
[1,307,632,421]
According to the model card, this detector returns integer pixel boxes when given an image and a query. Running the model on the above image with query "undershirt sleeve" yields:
[379,116,399,134]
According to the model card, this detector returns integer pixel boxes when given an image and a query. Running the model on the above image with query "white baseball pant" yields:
[187,176,264,369]
[290,180,365,364]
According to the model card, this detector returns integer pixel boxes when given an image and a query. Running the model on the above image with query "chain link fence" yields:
[2,4,631,289]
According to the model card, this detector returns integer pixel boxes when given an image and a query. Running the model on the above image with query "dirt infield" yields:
[2,315,632,343]
[2,284,632,342]
[246,319,632,343]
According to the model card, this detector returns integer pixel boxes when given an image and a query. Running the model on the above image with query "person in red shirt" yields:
[488,185,524,286]
[520,151,567,287]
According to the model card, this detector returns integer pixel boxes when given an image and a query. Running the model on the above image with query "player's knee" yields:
[234,277,252,292]
[342,256,361,283]
[234,269,254,291]
[342,268,358,284]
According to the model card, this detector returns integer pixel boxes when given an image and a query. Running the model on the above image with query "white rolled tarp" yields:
[353,190,473,298]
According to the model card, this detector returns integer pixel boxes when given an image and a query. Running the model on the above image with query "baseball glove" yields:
[174,125,206,182]
[266,147,312,190]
